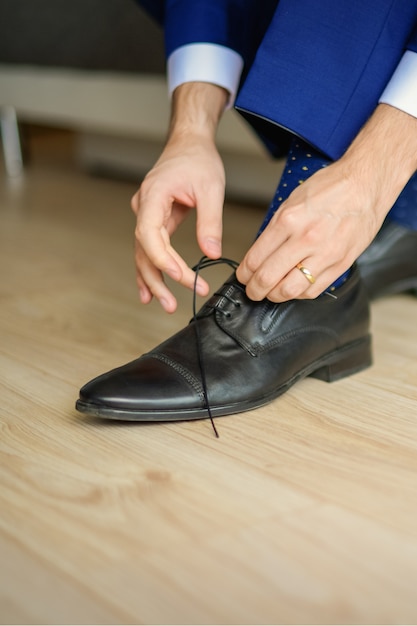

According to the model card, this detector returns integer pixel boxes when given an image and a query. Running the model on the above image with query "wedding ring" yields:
[296,262,316,284]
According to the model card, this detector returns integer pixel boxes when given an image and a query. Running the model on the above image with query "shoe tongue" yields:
[195,273,294,356]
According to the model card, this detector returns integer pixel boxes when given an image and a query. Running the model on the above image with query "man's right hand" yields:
[131,82,229,313]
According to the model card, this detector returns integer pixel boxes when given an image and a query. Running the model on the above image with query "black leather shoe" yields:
[357,219,417,299]
[76,262,371,422]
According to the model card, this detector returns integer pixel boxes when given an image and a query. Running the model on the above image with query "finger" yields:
[136,275,153,305]
[242,239,306,301]
[135,215,182,278]
[135,234,209,311]
[165,242,210,296]
[134,241,178,312]
[237,210,289,284]
[136,199,210,296]
[266,263,321,302]
[195,182,224,259]
[265,260,348,303]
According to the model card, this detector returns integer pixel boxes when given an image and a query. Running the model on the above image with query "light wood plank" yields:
[1,128,417,624]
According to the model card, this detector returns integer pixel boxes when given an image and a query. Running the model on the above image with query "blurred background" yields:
[2,4,417,625]
[0,0,281,201]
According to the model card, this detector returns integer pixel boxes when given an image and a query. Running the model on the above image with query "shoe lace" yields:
[192,255,240,438]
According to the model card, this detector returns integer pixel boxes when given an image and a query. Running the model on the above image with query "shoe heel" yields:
[310,335,372,383]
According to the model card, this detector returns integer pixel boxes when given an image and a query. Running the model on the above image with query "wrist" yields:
[340,104,417,203]
[168,82,228,142]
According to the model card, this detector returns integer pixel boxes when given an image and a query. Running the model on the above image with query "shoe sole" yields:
[75,335,372,421]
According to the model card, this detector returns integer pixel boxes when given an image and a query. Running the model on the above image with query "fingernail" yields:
[205,238,221,255]
[139,287,152,304]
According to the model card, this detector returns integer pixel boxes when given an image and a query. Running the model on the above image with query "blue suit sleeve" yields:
[407,22,417,51]
[135,0,278,68]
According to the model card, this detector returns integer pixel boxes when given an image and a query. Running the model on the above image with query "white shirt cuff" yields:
[167,43,244,109]
[379,50,417,119]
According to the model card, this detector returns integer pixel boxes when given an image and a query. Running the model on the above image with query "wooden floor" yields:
[1,128,417,625]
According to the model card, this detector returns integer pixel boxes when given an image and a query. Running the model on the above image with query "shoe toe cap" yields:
[77,354,204,415]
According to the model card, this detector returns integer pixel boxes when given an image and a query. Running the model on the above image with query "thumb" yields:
[195,181,224,259]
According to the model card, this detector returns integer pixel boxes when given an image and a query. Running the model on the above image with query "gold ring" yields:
[296,262,316,284]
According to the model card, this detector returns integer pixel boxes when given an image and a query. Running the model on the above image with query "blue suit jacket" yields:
[137,0,417,159]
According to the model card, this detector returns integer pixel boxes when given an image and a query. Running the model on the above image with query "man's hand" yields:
[131,82,228,312]
[237,104,417,301]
